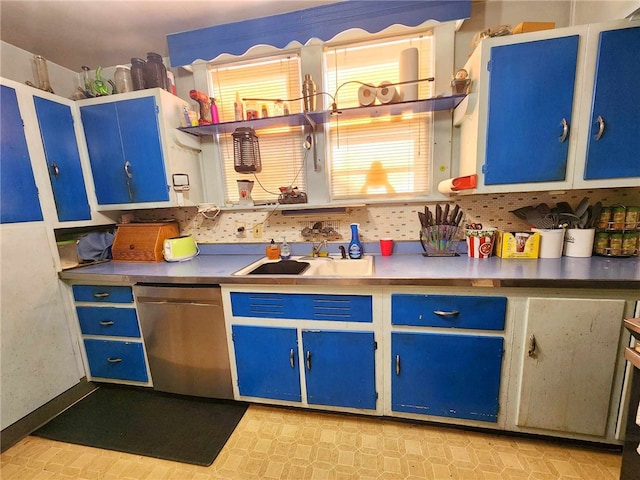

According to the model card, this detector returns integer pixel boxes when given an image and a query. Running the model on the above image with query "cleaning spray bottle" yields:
[280,237,291,260]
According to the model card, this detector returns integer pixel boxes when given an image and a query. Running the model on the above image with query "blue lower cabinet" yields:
[391,332,503,422]
[83,339,148,382]
[76,306,140,337]
[232,325,301,402]
[303,330,377,410]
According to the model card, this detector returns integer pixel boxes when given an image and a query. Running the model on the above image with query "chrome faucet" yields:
[310,239,328,257]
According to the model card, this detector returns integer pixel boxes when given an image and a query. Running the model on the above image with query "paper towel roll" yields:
[438,178,457,194]
[376,81,400,104]
[400,47,419,101]
[357,84,376,106]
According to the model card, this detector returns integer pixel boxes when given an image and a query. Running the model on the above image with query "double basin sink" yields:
[234,255,374,277]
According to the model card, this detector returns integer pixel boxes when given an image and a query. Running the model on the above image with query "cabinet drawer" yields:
[83,339,148,382]
[391,294,506,330]
[230,292,372,323]
[77,306,140,337]
[73,285,133,303]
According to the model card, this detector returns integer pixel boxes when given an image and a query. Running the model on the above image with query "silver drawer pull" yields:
[306,351,312,371]
[433,310,460,317]
[595,115,605,141]
[290,349,295,368]
[107,357,122,363]
[559,118,569,143]
[99,321,115,326]
[395,355,401,375]
[93,292,110,298]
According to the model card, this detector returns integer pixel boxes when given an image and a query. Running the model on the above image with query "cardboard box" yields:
[512,22,555,34]
[495,231,540,258]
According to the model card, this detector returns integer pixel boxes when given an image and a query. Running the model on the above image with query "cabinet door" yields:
[33,96,91,221]
[83,339,148,382]
[80,97,169,205]
[484,36,579,185]
[392,332,503,422]
[583,26,640,180]
[302,330,376,410]
[0,85,43,223]
[517,298,624,436]
[80,102,131,204]
[232,325,301,402]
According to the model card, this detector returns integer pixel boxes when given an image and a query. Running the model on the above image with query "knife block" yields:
[112,222,180,262]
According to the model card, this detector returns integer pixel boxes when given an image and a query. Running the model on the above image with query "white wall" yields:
[570,0,639,25]
[0,41,82,99]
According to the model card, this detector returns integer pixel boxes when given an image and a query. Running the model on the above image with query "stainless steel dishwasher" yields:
[134,284,233,399]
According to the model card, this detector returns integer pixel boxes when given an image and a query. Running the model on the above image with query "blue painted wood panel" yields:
[303,330,376,410]
[84,339,148,382]
[484,36,579,185]
[391,294,506,330]
[77,307,140,337]
[33,96,91,221]
[230,292,372,322]
[232,325,301,402]
[584,26,640,179]
[72,285,134,303]
[0,85,43,223]
[391,332,503,422]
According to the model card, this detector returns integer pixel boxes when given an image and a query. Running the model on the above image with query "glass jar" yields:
[114,66,133,94]
[144,52,168,90]
[130,58,146,90]
[33,55,52,92]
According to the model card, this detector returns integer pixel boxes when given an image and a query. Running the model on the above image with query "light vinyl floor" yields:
[0,404,621,480]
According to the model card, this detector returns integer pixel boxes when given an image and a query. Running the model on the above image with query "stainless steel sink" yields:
[233,255,374,277]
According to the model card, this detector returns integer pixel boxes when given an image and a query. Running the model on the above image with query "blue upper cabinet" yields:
[80,96,169,205]
[0,84,43,224]
[33,96,91,222]
[583,25,640,180]
[483,35,579,185]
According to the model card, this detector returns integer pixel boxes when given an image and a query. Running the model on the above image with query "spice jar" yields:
[597,207,611,229]
[594,232,609,255]
[114,66,133,94]
[611,206,626,230]
[130,58,146,90]
[144,52,168,90]
[625,206,639,230]
[609,233,623,255]
[622,233,638,256]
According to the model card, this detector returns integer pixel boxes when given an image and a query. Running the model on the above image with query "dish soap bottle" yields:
[280,237,291,260]
[349,223,363,259]
[266,239,281,260]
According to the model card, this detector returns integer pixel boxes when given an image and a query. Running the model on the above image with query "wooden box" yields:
[112,222,180,262]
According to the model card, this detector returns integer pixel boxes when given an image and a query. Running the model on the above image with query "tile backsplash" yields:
[134,187,640,245]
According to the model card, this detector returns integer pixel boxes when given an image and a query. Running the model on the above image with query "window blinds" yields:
[326,35,434,200]
[209,55,307,204]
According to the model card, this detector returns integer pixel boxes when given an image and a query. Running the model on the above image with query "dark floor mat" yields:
[33,384,248,466]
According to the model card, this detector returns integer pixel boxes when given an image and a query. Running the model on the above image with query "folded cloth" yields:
[77,232,114,261]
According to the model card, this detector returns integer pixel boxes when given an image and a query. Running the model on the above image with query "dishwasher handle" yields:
[136,298,221,307]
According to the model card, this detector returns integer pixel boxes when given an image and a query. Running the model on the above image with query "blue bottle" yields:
[348,223,363,259]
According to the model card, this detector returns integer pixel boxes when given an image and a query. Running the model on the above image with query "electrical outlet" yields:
[253,223,263,238]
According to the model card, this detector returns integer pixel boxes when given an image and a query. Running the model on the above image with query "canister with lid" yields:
[114,65,133,94]
[144,52,168,90]
[130,57,146,90]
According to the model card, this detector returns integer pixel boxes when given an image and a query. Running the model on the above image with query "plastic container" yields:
[349,223,363,259]
[280,237,291,260]
[465,228,496,259]
[266,239,281,259]
[144,52,167,90]
[114,66,133,94]
[130,57,146,90]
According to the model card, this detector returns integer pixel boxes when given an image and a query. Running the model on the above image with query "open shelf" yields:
[178,95,466,136]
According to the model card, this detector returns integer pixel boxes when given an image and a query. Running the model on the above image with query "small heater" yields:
[233,127,262,173]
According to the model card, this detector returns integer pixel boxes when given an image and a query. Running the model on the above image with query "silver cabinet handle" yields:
[528,334,537,358]
[433,310,460,317]
[107,357,122,363]
[124,160,133,178]
[99,320,115,326]
[306,351,311,370]
[595,115,605,141]
[395,355,401,375]
[93,292,110,298]
[290,349,295,368]
[560,118,569,143]
[50,162,60,178]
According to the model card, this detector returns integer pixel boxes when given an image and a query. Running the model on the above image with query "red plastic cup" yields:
[380,238,393,256]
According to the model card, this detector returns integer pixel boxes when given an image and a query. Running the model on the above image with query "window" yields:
[208,55,306,204]
[325,34,434,200]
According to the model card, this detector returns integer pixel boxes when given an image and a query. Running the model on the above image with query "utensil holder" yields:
[420,225,460,257]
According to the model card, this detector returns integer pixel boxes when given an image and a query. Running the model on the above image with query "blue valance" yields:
[167,1,470,67]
